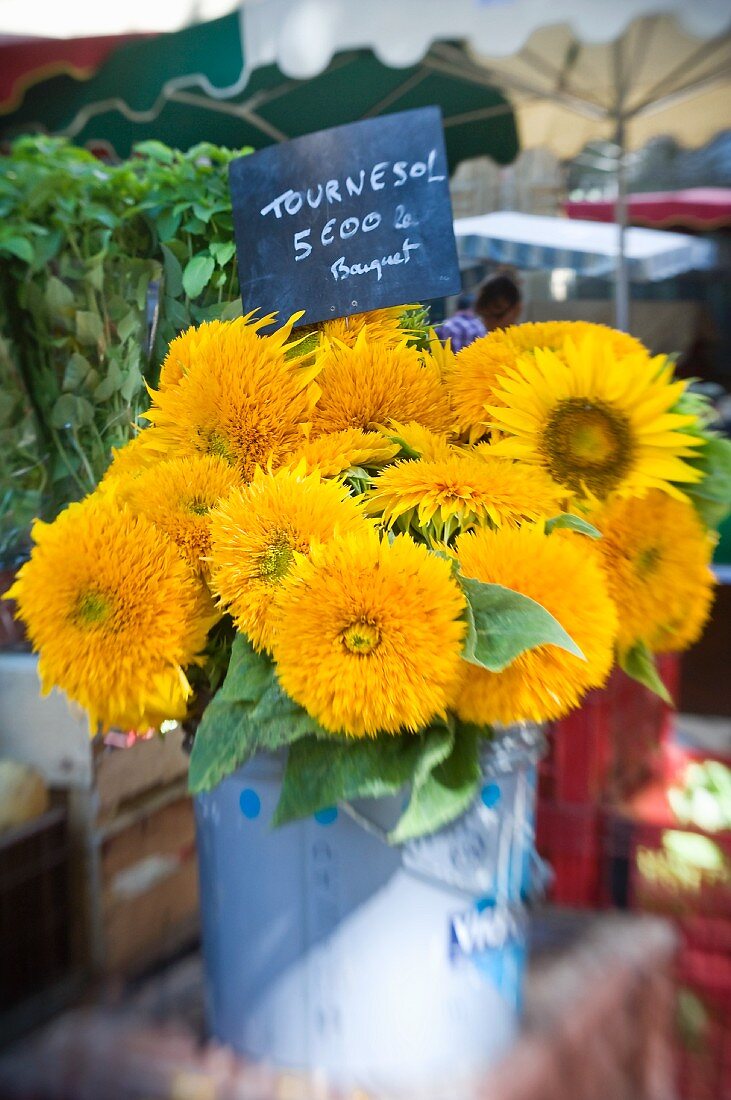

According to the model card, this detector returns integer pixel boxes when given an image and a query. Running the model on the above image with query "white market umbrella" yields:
[240,0,731,330]
[454,211,718,281]
[0,0,238,37]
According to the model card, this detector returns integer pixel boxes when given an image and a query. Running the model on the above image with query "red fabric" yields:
[563,189,731,230]
[0,33,152,114]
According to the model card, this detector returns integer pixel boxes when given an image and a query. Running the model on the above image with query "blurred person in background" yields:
[436,272,522,352]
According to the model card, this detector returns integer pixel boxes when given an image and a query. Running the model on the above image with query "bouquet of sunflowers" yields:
[8,308,729,841]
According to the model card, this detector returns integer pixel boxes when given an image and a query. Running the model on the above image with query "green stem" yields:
[49,426,89,497]
[69,428,97,491]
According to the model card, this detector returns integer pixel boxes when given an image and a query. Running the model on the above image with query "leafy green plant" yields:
[0,136,251,522]
[130,140,246,363]
[0,318,46,566]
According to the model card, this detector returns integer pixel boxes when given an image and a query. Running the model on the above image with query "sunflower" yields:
[209,465,369,652]
[447,321,648,442]
[113,454,240,571]
[286,427,399,477]
[487,332,704,501]
[158,320,225,389]
[99,429,163,489]
[8,495,214,732]
[367,451,564,540]
[591,490,716,653]
[143,313,320,482]
[381,420,455,461]
[446,336,518,442]
[421,330,458,382]
[272,530,466,736]
[507,321,645,359]
[310,331,454,437]
[319,305,418,348]
[452,524,617,725]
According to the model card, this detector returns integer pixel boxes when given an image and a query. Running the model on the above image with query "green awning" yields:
[1,13,519,169]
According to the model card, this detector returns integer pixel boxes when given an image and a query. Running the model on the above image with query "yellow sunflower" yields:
[446,321,648,443]
[286,427,399,477]
[488,332,704,501]
[99,429,163,489]
[507,321,645,359]
[209,465,369,652]
[113,454,240,572]
[447,336,518,442]
[592,490,716,653]
[422,331,458,382]
[143,313,320,482]
[158,319,226,389]
[310,331,454,437]
[453,524,618,725]
[8,495,214,732]
[367,451,564,539]
[381,420,455,461]
[319,305,417,348]
[272,530,466,736]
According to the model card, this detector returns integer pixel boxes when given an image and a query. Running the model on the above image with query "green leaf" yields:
[209,240,236,267]
[0,235,33,263]
[385,433,421,460]
[686,435,731,530]
[188,635,324,794]
[389,725,481,844]
[62,353,91,392]
[182,253,215,299]
[192,202,215,224]
[75,310,104,347]
[93,361,123,402]
[216,633,272,702]
[273,724,454,829]
[136,271,153,311]
[218,298,243,321]
[163,295,189,332]
[45,276,74,318]
[32,228,63,268]
[50,394,94,429]
[545,514,601,539]
[120,363,143,403]
[188,700,259,795]
[117,310,139,344]
[183,216,207,236]
[155,209,182,241]
[619,642,673,705]
[85,265,104,293]
[134,140,175,164]
[161,243,183,297]
[461,577,585,671]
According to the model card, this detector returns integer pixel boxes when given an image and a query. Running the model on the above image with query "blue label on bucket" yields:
[449,900,526,1011]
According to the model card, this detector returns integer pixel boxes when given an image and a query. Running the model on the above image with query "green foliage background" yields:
[0,136,251,561]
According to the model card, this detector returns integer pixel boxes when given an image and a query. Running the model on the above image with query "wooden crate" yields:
[90,783,199,975]
[0,655,198,979]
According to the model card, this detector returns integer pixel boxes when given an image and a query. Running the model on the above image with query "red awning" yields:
[0,33,151,115]
[563,189,731,231]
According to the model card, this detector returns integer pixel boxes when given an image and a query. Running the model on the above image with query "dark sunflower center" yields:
[74,589,112,626]
[635,545,661,577]
[258,539,293,582]
[342,619,381,655]
[206,431,238,466]
[541,398,634,498]
[186,496,210,516]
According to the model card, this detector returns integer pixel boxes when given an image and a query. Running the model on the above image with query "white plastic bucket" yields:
[194,725,542,1093]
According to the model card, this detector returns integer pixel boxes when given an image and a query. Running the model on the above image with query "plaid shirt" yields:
[434,311,486,353]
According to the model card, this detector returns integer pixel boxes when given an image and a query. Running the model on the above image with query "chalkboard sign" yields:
[229,106,461,327]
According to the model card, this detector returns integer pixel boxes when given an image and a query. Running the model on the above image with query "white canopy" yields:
[0,0,236,37]
[240,0,731,156]
[454,211,718,282]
